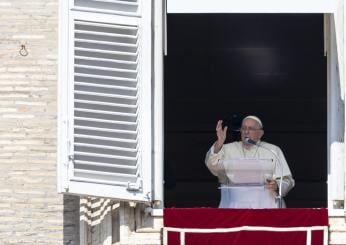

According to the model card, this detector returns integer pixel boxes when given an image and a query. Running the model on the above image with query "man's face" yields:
[240,118,264,143]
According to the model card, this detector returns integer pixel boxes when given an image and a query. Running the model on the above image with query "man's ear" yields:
[259,129,264,138]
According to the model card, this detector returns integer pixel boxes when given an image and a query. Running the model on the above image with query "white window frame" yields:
[164,0,345,215]
[167,0,335,14]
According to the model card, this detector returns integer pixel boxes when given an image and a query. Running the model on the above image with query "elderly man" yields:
[205,115,295,208]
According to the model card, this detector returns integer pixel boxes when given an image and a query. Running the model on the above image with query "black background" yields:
[164,14,327,208]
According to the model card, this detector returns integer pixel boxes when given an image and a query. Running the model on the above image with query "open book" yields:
[222,158,274,186]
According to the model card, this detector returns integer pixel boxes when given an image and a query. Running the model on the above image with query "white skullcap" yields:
[242,115,263,128]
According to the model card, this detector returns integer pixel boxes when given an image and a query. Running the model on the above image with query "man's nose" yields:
[243,130,249,134]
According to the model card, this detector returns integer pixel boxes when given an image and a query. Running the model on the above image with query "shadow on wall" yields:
[63,195,80,245]
[79,197,119,245]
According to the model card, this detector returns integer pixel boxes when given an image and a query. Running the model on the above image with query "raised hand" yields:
[214,120,228,153]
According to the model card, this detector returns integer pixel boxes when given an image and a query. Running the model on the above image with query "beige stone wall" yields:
[330,216,346,245]
[0,1,79,244]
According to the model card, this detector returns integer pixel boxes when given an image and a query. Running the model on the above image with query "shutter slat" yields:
[76,116,136,126]
[75,40,138,54]
[75,85,137,98]
[75,29,138,39]
[75,111,137,123]
[75,118,137,132]
[75,66,138,79]
[75,32,138,45]
[75,134,136,143]
[75,154,137,166]
[75,20,138,31]
[74,161,138,175]
[75,145,137,158]
[70,177,133,187]
[75,168,139,178]
[75,56,137,71]
[75,125,137,134]
[75,151,137,161]
[75,83,137,96]
[76,38,138,47]
[73,7,138,16]
[75,160,137,170]
[75,73,137,84]
[75,94,137,106]
[75,108,137,117]
[92,0,138,7]
[75,127,137,140]
[75,47,138,58]
[75,143,137,152]
[75,99,137,108]
[74,0,139,16]
[74,132,137,143]
[75,65,137,76]
[75,162,138,176]
[74,91,137,100]
[75,136,137,150]
[75,102,137,114]
[75,116,136,125]
[75,49,138,62]
[75,56,137,65]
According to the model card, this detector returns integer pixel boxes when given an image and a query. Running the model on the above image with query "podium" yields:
[219,185,278,208]
[219,158,278,208]
[163,208,328,245]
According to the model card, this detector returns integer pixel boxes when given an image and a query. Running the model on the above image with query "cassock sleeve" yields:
[276,176,295,197]
[205,143,225,177]
[273,146,295,197]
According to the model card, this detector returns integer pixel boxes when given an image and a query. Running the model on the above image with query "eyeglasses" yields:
[240,127,262,132]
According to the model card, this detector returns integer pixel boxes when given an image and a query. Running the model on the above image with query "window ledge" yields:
[328,209,345,217]
[151,208,163,216]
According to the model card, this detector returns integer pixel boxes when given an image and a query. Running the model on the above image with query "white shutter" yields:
[58,0,152,202]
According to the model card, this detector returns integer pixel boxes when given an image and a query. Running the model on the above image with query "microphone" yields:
[244,137,257,145]
[244,137,284,208]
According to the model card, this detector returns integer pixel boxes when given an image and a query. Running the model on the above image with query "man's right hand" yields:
[214,120,228,153]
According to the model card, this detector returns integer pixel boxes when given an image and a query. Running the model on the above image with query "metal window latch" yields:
[127,180,142,191]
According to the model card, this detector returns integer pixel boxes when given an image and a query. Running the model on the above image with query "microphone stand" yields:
[245,139,284,208]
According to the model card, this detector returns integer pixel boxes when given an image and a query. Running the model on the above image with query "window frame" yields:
[163,1,345,215]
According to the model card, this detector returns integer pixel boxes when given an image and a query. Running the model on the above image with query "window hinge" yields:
[63,154,74,192]
[68,154,74,163]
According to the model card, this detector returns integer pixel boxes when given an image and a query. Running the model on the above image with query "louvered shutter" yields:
[58,0,152,202]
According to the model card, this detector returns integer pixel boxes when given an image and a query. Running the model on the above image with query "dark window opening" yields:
[164,14,327,208]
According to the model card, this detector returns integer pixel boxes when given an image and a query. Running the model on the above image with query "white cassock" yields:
[205,141,295,208]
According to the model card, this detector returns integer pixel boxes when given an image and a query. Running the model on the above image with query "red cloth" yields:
[164,208,328,245]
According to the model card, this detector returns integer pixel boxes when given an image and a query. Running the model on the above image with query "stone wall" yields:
[0,1,79,244]
[329,216,346,245]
